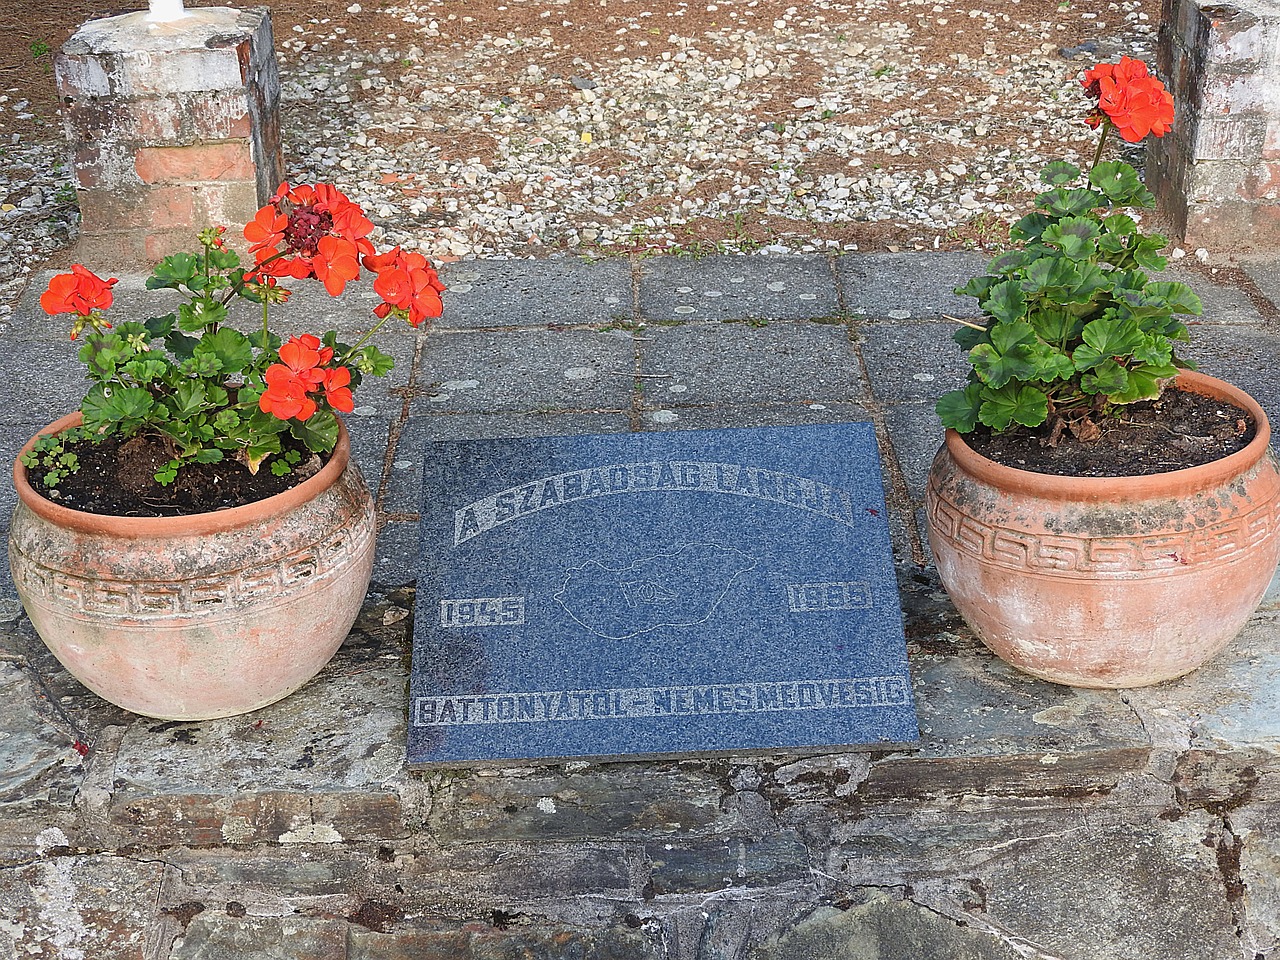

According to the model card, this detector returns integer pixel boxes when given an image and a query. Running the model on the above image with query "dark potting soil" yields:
[966,387,1255,478]
[25,432,326,517]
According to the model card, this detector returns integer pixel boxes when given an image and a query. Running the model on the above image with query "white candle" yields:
[147,0,188,21]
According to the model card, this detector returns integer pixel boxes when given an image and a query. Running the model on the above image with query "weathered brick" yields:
[1194,115,1269,160]
[77,186,196,233]
[1,853,165,960]
[170,914,347,960]
[192,180,262,232]
[311,792,407,842]
[108,791,314,846]
[55,6,282,266]
[348,927,659,960]
[1202,4,1278,71]
[135,143,255,184]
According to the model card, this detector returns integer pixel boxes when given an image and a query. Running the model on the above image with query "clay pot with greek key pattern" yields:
[925,371,1280,688]
[9,413,376,719]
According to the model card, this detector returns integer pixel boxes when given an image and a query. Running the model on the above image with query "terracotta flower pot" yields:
[925,371,1280,688]
[9,413,377,720]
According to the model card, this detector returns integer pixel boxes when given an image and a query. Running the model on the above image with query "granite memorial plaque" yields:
[408,424,919,766]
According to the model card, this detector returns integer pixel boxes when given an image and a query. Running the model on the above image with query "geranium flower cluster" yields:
[39,264,119,339]
[245,182,376,296]
[34,178,445,489]
[1083,56,1175,143]
[365,247,447,328]
[259,334,354,422]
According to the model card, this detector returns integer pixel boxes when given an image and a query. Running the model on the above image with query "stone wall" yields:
[1152,0,1280,251]
[53,6,284,265]
[4,585,1280,960]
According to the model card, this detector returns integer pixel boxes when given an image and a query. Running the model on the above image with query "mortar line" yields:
[827,255,928,565]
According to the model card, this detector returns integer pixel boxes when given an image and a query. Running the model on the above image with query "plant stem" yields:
[1091,120,1111,171]
[339,314,393,362]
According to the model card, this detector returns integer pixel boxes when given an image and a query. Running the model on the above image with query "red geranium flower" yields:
[321,365,355,413]
[39,265,118,317]
[365,247,447,327]
[245,182,375,296]
[259,365,318,421]
[1083,57,1174,143]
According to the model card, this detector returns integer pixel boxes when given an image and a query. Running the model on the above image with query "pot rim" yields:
[942,370,1273,502]
[12,412,354,538]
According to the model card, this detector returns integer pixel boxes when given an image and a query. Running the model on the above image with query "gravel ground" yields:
[0,0,1163,321]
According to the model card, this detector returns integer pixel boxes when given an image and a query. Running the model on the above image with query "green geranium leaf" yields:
[978,384,1049,431]
[1133,334,1173,367]
[988,251,1031,275]
[1036,187,1101,218]
[1022,256,1081,296]
[1029,342,1076,382]
[1131,234,1169,271]
[953,323,989,352]
[121,358,170,383]
[351,344,396,378]
[79,333,127,379]
[290,409,340,454]
[165,330,200,360]
[969,319,1038,388]
[1040,161,1081,186]
[956,275,998,302]
[1080,358,1130,396]
[1042,217,1101,260]
[1143,281,1203,316]
[208,247,242,272]
[1089,161,1154,207]
[1027,306,1081,346]
[173,380,207,418]
[1100,213,1138,237]
[1009,213,1052,243]
[194,327,252,375]
[178,298,228,333]
[936,383,983,433]
[145,313,177,340]
[1109,362,1178,404]
[194,448,225,464]
[248,329,282,353]
[1070,262,1111,303]
[81,384,155,429]
[1072,319,1142,372]
[981,280,1028,324]
[147,253,199,291]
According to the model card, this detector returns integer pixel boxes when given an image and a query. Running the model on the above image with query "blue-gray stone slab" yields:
[408,424,919,766]
[638,256,840,322]
[838,252,988,319]
[437,258,633,328]
[637,402,873,433]
[857,322,971,403]
[384,413,632,515]
[637,322,863,405]
[413,329,636,414]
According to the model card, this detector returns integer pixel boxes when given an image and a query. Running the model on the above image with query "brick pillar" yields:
[1150,0,1280,251]
[54,6,285,265]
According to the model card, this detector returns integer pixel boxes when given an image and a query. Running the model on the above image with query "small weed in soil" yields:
[25,432,325,516]
[967,388,1254,477]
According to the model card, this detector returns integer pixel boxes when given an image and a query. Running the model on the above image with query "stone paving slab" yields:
[883,402,944,503]
[1167,267,1265,325]
[837,251,988,319]
[414,328,636,414]
[856,321,970,404]
[635,401,873,432]
[636,321,864,406]
[438,257,634,328]
[638,255,841,322]
[1,846,166,960]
